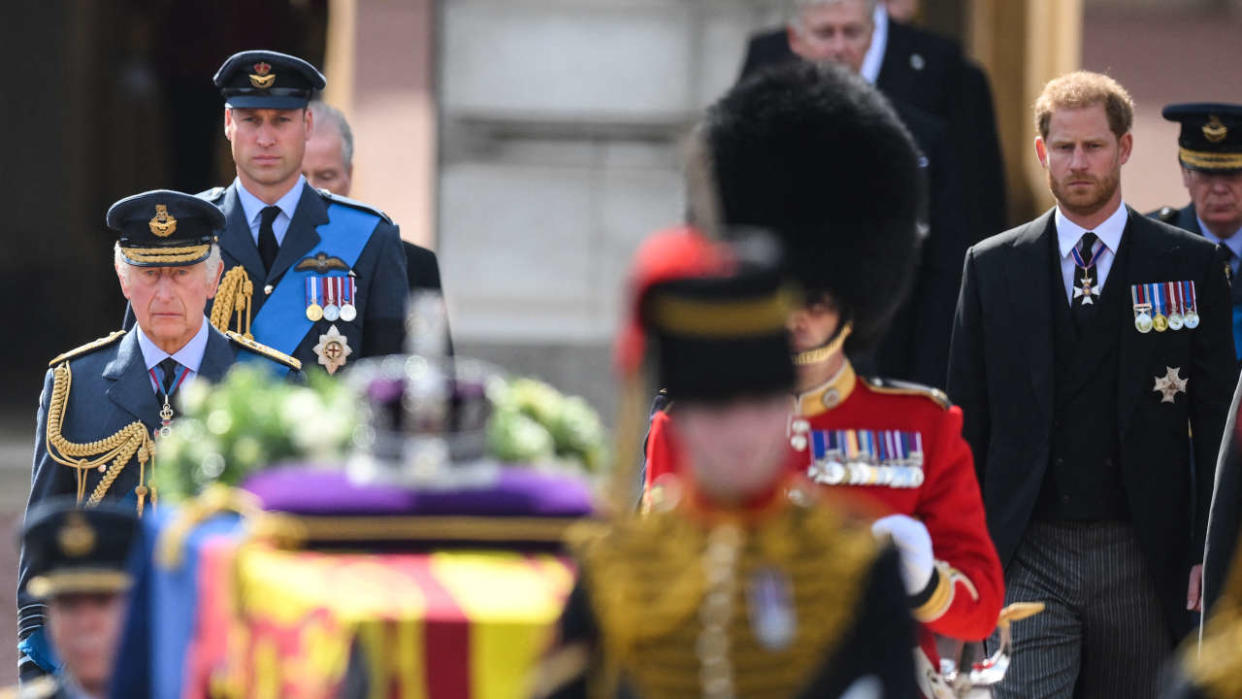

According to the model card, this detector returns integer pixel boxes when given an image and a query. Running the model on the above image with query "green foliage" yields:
[153,365,358,502]
[487,378,608,471]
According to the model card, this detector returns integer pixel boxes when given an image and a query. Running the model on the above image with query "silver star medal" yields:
[1152,366,1188,403]
[1074,272,1098,305]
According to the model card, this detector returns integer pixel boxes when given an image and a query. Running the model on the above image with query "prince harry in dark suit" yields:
[948,72,1235,697]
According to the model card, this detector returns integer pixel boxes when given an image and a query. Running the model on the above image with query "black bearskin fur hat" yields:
[703,62,923,353]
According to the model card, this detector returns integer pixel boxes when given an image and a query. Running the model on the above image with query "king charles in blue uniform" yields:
[17,190,299,682]
[201,50,409,374]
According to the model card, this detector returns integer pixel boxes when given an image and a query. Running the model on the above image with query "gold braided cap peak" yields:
[225,331,301,370]
[48,330,127,368]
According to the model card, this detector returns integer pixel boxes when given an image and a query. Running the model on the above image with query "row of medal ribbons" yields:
[807,429,926,489]
[1131,281,1199,334]
[305,275,358,323]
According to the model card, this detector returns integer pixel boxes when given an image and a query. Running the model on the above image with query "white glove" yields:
[872,514,935,595]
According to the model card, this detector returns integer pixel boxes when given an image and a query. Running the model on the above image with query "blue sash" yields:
[246,204,377,370]
[1232,307,1242,361]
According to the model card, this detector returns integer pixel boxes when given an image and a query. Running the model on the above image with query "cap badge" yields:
[1204,115,1228,144]
[148,204,177,237]
[58,512,96,558]
[249,61,276,89]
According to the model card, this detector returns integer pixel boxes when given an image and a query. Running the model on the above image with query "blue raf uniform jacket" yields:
[17,325,299,680]
[202,181,409,372]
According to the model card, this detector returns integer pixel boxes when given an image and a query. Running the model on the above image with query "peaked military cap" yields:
[213,50,326,110]
[639,233,796,403]
[1163,103,1242,173]
[107,189,223,267]
[22,498,140,599]
[703,62,923,354]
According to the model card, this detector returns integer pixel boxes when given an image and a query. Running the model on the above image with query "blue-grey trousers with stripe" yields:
[990,521,1171,698]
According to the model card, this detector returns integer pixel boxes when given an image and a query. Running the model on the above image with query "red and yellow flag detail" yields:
[184,542,575,698]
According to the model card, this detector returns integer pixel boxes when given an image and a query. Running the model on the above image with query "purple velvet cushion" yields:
[241,464,594,518]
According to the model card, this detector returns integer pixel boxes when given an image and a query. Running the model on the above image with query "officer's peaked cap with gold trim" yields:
[1163,103,1242,173]
[705,62,923,354]
[21,498,140,599]
[107,189,223,267]
[214,50,326,110]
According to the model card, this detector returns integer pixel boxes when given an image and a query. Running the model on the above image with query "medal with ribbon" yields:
[305,277,324,322]
[1183,281,1200,329]
[340,276,358,322]
[1132,284,1153,333]
[323,276,341,322]
[1071,241,1101,305]
[1150,283,1169,332]
[1166,281,1185,330]
[807,429,925,489]
[148,364,190,439]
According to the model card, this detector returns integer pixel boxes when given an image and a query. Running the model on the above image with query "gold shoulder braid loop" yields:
[45,363,155,514]
[575,502,878,697]
[211,265,254,338]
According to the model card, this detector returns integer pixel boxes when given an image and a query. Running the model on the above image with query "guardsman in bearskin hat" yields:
[17,190,299,682]
[643,63,1004,694]
[535,228,917,698]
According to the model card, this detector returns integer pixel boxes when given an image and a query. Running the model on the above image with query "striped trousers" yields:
[990,521,1170,698]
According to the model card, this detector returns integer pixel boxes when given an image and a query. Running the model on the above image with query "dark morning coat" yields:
[947,208,1236,639]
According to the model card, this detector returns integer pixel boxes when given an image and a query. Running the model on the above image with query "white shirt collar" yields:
[1055,201,1129,259]
[1197,216,1242,257]
[859,3,888,85]
[134,318,210,373]
[235,174,305,228]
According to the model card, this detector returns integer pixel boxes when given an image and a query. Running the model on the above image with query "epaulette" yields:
[196,186,227,203]
[226,331,302,371]
[48,330,126,367]
[317,188,393,225]
[865,376,951,409]
[1153,206,1179,224]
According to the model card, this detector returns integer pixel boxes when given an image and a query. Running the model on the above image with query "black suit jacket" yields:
[1152,203,1242,612]
[947,207,1236,639]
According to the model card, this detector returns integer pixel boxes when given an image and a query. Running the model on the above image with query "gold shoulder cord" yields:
[211,265,254,338]
[45,362,155,514]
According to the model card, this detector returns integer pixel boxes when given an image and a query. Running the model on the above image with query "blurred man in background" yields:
[16,501,140,698]
[740,0,972,389]
[303,100,446,297]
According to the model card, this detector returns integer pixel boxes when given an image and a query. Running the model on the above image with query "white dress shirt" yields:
[1198,217,1242,278]
[1055,202,1129,304]
[234,174,306,247]
[860,3,888,85]
[135,319,210,394]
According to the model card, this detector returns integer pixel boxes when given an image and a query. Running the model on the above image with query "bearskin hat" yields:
[702,62,923,352]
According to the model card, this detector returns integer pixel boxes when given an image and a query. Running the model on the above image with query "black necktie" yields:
[1220,243,1235,284]
[1072,232,1101,330]
[258,205,281,274]
[158,357,182,395]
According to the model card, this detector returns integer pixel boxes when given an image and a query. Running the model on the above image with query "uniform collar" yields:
[134,318,209,373]
[859,3,887,85]
[1197,216,1242,255]
[235,174,305,228]
[1055,201,1128,259]
[793,359,857,417]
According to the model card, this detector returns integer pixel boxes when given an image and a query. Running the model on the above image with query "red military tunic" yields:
[645,362,1004,645]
